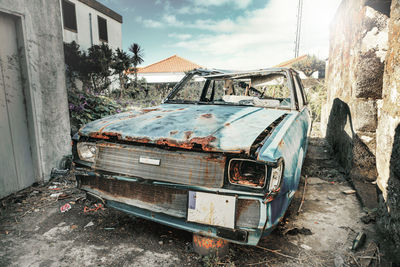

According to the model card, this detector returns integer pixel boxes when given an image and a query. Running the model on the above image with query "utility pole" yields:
[294,0,303,58]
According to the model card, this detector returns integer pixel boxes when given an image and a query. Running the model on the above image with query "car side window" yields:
[293,75,304,109]
[296,76,308,104]
[171,75,206,102]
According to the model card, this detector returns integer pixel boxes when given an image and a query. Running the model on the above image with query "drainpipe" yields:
[89,13,93,46]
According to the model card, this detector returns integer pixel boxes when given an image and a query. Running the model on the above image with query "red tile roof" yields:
[274,55,307,68]
[130,55,202,74]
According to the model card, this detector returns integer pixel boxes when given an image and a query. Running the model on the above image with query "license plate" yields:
[139,156,160,166]
[187,191,236,229]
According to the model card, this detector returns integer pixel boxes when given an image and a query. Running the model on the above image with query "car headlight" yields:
[77,142,97,163]
[269,160,284,192]
[228,159,267,188]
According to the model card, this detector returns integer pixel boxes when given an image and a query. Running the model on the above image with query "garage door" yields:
[0,13,35,198]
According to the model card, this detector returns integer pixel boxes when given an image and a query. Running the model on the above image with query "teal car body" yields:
[73,68,311,245]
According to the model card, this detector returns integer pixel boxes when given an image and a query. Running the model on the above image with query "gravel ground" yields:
[0,126,387,266]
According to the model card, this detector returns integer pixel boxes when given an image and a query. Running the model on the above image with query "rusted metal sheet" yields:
[78,104,289,154]
[93,143,226,188]
[79,175,188,218]
[78,174,262,229]
[235,199,261,228]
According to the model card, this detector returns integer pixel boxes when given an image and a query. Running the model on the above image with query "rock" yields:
[334,255,345,267]
[84,221,94,228]
[307,177,327,185]
[300,244,312,250]
[286,227,313,236]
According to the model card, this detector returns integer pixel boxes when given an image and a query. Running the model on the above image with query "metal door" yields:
[0,13,35,198]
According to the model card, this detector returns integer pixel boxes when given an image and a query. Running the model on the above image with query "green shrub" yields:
[68,89,124,134]
[304,79,326,122]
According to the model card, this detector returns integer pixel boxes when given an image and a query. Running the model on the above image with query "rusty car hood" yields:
[79,104,289,153]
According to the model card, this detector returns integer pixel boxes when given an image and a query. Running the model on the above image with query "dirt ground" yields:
[0,125,387,266]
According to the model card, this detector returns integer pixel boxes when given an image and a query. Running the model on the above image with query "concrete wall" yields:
[60,0,122,50]
[0,0,71,186]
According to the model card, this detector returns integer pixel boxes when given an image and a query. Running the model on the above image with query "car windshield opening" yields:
[166,73,292,109]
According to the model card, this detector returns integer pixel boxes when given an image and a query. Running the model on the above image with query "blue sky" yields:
[98,0,341,70]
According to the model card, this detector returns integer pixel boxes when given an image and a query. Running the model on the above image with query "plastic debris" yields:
[84,221,94,228]
[70,225,78,230]
[352,232,366,250]
[50,193,62,198]
[60,203,72,213]
[48,185,60,190]
[57,193,69,200]
[51,168,69,178]
[343,190,356,195]
[104,228,115,230]
[83,203,104,213]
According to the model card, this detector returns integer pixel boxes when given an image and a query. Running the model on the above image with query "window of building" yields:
[98,16,108,42]
[62,0,77,32]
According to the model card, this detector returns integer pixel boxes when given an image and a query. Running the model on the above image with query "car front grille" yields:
[93,143,225,188]
[78,175,261,229]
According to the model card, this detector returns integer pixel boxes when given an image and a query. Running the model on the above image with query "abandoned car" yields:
[73,68,311,246]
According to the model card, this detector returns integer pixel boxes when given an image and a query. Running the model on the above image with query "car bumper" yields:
[75,168,278,246]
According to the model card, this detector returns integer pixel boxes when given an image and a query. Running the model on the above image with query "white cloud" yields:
[138,0,341,70]
[163,15,185,27]
[168,0,341,70]
[168,33,192,40]
[140,15,236,33]
[193,0,253,9]
[141,18,163,28]
[177,6,208,14]
[192,19,236,32]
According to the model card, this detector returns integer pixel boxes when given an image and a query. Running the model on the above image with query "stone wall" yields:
[376,0,400,261]
[376,0,400,199]
[323,0,400,261]
[321,0,389,208]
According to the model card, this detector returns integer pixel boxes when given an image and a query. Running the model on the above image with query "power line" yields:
[294,0,303,58]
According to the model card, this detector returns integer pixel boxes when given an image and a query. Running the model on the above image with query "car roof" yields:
[190,67,298,79]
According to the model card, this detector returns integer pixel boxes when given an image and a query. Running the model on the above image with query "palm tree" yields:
[128,43,144,88]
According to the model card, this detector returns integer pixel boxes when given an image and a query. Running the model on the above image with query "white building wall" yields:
[137,72,186,84]
[60,0,122,50]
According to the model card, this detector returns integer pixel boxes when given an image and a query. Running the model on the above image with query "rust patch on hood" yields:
[89,132,110,140]
[201,113,213,118]
[124,136,151,143]
[156,135,216,151]
[141,108,161,113]
[184,131,193,140]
